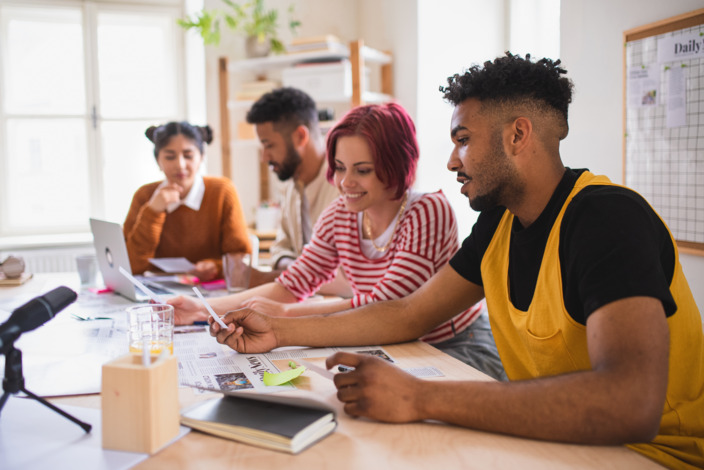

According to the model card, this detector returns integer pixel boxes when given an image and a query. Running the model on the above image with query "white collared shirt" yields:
[158,174,205,213]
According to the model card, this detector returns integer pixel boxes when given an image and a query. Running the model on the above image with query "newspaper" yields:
[174,327,396,394]
[1,291,399,396]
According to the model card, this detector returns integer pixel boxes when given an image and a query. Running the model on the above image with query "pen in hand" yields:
[191,287,228,329]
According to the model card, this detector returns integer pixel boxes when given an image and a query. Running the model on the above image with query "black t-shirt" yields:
[449,168,677,325]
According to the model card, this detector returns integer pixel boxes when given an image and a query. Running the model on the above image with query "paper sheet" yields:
[666,65,687,128]
[627,66,659,108]
[148,257,196,273]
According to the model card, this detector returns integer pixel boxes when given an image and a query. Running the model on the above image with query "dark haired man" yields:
[212,54,703,468]
[245,88,347,293]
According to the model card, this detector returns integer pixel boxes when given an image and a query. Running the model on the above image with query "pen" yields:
[71,313,112,321]
[193,321,209,325]
[192,287,228,329]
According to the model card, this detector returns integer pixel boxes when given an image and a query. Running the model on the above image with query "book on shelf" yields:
[286,34,348,55]
[235,79,279,101]
[290,34,341,46]
[180,389,337,454]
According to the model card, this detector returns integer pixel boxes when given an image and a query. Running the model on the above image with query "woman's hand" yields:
[239,296,290,317]
[209,307,278,353]
[148,183,182,213]
[168,295,209,325]
[191,260,218,282]
[326,352,425,423]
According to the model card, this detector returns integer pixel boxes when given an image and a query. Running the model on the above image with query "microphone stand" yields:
[0,344,92,433]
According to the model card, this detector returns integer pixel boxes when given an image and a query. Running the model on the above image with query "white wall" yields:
[415,0,507,238]
[358,0,418,119]
[560,0,704,314]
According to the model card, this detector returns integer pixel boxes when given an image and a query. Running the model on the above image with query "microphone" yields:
[0,286,77,354]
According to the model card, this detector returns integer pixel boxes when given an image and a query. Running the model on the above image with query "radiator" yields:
[1,245,95,274]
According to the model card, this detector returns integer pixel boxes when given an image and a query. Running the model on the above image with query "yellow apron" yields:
[481,171,704,469]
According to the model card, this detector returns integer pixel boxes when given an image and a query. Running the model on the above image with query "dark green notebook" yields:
[181,392,336,454]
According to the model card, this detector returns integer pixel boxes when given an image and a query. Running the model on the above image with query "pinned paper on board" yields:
[665,65,686,128]
[627,66,659,108]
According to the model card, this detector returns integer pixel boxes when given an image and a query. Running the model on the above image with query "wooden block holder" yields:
[101,354,180,454]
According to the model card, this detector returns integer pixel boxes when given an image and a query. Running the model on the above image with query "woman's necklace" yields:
[363,192,409,253]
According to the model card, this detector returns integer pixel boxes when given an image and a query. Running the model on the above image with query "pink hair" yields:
[326,102,418,200]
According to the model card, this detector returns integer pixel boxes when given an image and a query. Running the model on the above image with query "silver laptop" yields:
[89,218,175,301]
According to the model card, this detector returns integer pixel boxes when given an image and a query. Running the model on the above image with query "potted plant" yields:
[178,0,300,57]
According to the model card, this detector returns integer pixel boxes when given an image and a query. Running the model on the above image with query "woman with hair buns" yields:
[123,121,251,282]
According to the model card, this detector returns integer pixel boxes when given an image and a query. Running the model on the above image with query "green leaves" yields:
[177,0,300,53]
[177,10,222,45]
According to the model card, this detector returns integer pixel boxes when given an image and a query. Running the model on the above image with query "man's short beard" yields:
[275,140,302,181]
[469,187,503,212]
[467,130,522,212]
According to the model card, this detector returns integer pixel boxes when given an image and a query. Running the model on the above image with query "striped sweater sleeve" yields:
[276,199,342,300]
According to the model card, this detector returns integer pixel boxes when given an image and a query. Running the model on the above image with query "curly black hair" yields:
[246,87,318,134]
[440,52,574,125]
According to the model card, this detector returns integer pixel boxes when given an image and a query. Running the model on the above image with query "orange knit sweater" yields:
[123,176,251,277]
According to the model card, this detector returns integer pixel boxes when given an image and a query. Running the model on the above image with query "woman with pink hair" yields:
[171,102,504,379]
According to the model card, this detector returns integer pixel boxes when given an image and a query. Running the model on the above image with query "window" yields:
[0,0,185,238]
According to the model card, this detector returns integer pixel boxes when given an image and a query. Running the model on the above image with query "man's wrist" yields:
[271,316,289,347]
[413,379,440,421]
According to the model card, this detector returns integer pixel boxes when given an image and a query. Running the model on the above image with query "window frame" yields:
[0,0,188,241]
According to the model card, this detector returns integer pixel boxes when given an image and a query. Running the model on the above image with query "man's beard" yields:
[467,132,521,212]
[274,141,302,181]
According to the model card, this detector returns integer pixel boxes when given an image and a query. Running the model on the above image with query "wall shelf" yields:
[226,44,392,74]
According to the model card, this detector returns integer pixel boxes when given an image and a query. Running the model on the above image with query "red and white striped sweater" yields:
[277,190,482,343]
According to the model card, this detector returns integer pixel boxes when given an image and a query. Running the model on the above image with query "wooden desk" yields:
[2,275,662,469]
[53,341,661,469]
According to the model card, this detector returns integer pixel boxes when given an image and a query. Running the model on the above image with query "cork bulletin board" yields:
[623,9,704,256]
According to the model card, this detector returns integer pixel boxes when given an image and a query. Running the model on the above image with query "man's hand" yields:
[168,295,208,325]
[209,307,279,353]
[148,183,182,213]
[326,352,425,423]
